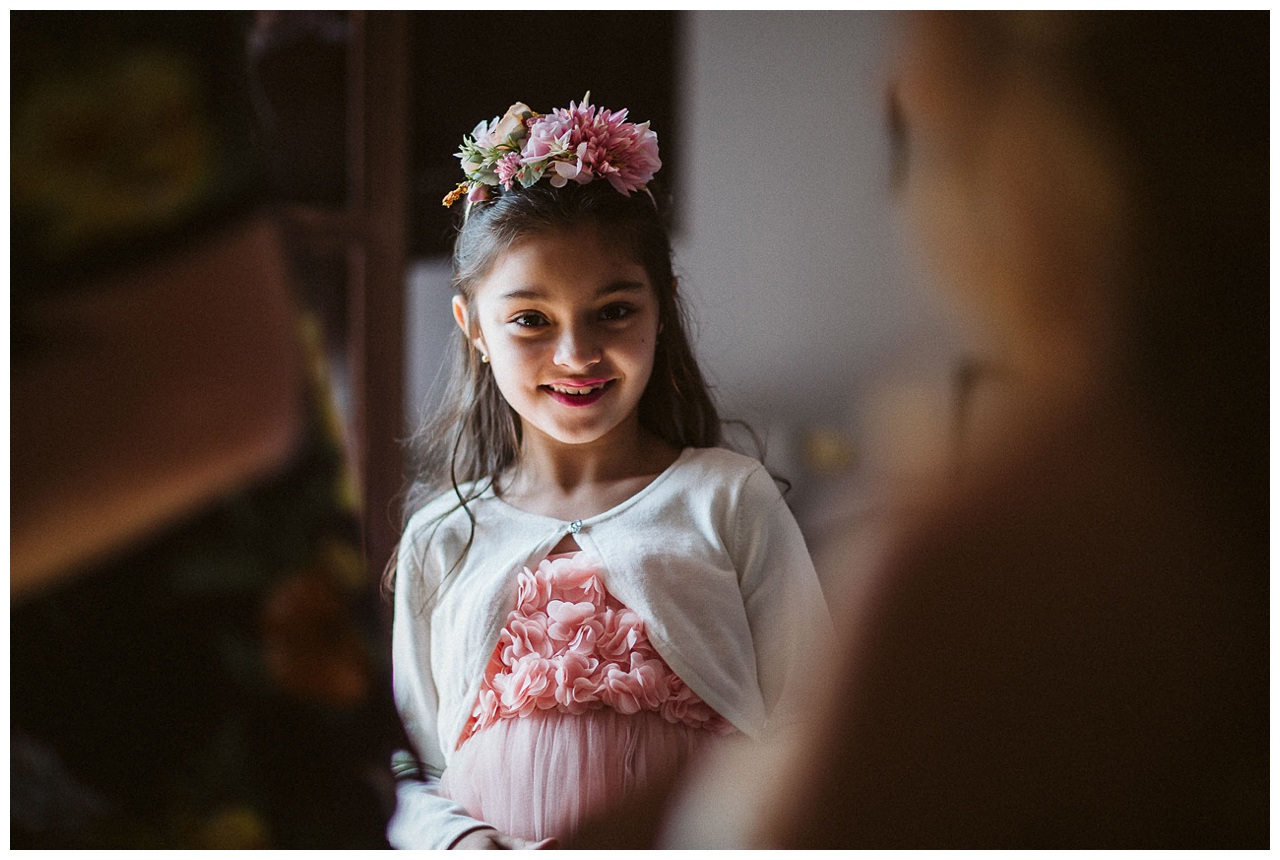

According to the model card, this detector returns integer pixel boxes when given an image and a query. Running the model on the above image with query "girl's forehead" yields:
[474,226,652,300]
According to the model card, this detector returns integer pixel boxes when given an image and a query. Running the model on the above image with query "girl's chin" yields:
[522,414,641,451]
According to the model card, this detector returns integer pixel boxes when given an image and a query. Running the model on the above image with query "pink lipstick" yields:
[541,378,614,407]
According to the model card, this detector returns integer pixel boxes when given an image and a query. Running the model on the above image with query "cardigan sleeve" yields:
[731,465,832,730]
[387,519,493,849]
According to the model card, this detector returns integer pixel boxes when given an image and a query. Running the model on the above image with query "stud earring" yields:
[480,352,490,364]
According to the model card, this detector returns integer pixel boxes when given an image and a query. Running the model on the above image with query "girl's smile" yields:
[455,225,661,453]
[541,378,615,407]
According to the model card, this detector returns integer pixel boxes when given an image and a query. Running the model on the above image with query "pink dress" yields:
[438,552,733,841]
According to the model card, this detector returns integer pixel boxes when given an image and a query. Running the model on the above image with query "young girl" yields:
[387,97,829,850]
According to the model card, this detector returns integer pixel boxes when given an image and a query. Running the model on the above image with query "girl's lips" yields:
[545,378,612,390]
[541,379,614,407]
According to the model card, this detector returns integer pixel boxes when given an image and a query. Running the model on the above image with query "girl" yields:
[387,97,829,849]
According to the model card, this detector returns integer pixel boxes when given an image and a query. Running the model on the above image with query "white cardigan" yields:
[388,446,829,849]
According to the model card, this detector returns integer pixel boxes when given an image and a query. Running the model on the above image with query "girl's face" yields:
[456,225,662,454]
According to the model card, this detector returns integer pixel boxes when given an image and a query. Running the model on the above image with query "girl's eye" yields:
[599,304,634,322]
[512,312,548,328]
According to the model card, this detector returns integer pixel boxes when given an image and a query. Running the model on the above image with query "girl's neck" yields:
[498,422,681,521]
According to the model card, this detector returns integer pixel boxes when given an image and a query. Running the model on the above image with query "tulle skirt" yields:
[439,708,719,842]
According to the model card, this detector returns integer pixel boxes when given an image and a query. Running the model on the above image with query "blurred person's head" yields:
[889,12,1267,486]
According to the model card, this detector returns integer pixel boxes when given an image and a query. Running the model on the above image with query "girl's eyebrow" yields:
[596,280,648,298]
[499,280,648,302]
[499,288,545,301]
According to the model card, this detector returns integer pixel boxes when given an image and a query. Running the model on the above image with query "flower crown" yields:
[443,92,661,208]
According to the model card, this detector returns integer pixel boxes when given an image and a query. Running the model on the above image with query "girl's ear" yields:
[451,295,470,333]
[452,295,488,357]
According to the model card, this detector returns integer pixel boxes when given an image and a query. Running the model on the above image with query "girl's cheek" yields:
[508,337,549,361]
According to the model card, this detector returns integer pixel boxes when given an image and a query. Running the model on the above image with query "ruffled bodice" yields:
[439,551,731,841]
[459,552,728,747]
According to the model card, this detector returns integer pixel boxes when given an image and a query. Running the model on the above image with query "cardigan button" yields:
[568,520,583,534]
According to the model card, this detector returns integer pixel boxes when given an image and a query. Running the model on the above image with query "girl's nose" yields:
[553,324,601,370]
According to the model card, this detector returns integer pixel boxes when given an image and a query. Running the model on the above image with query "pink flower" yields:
[495,654,557,717]
[599,653,668,715]
[603,120,660,194]
[627,653,672,710]
[661,675,718,728]
[600,665,646,714]
[554,651,603,714]
[566,623,599,656]
[500,614,553,664]
[527,101,598,176]
[515,566,553,613]
[520,115,573,166]
[495,152,523,189]
[544,554,606,603]
[519,96,660,195]
[551,159,581,188]
[597,607,644,662]
[547,599,595,642]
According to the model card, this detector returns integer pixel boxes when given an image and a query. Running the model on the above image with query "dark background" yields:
[410,11,679,257]
[252,11,679,258]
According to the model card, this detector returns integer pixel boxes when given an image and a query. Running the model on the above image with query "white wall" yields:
[406,256,456,432]
[405,11,969,531]
[676,12,966,507]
